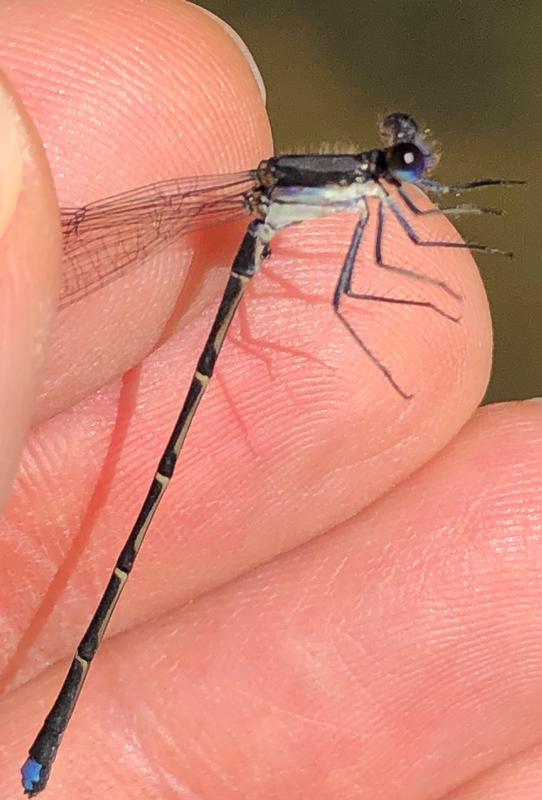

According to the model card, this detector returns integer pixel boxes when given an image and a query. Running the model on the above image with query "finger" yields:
[2,401,541,798]
[0,71,61,509]
[0,0,271,422]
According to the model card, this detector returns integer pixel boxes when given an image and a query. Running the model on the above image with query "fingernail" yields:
[196,7,267,104]
[0,81,24,239]
[525,397,542,403]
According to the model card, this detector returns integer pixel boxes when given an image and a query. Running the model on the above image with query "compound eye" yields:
[387,143,426,181]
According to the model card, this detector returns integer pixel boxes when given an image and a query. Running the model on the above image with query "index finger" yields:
[0,0,271,422]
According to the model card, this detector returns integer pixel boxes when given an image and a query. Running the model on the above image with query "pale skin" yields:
[0,2,541,799]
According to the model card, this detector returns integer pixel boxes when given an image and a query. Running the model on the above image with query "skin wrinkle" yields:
[443,741,542,799]
[446,750,538,800]
[115,710,186,799]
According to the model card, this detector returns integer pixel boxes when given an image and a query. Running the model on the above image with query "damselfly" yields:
[21,112,523,795]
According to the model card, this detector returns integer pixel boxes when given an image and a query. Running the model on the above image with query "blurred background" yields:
[199,0,540,403]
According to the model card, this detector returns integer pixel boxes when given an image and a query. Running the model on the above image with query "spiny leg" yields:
[375,199,463,300]
[415,177,526,195]
[21,219,270,797]
[345,233,462,327]
[397,186,503,218]
[345,291,461,323]
[332,211,412,399]
[386,194,513,258]
[332,199,369,302]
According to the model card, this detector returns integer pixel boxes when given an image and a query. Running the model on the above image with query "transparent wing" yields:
[60,170,257,307]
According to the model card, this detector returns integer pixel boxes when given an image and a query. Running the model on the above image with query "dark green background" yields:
[199,0,540,402]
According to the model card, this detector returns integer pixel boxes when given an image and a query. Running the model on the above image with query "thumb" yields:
[0,72,61,509]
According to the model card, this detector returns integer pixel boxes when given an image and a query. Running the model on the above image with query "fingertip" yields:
[0,72,62,507]
[195,4,267,104]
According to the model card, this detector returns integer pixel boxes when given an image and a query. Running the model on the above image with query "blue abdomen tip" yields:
[21,758,42,795]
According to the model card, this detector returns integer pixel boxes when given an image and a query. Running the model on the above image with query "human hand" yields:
[0,2,541,799]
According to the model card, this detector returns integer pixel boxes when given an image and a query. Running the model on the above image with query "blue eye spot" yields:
[388,143,426,181]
